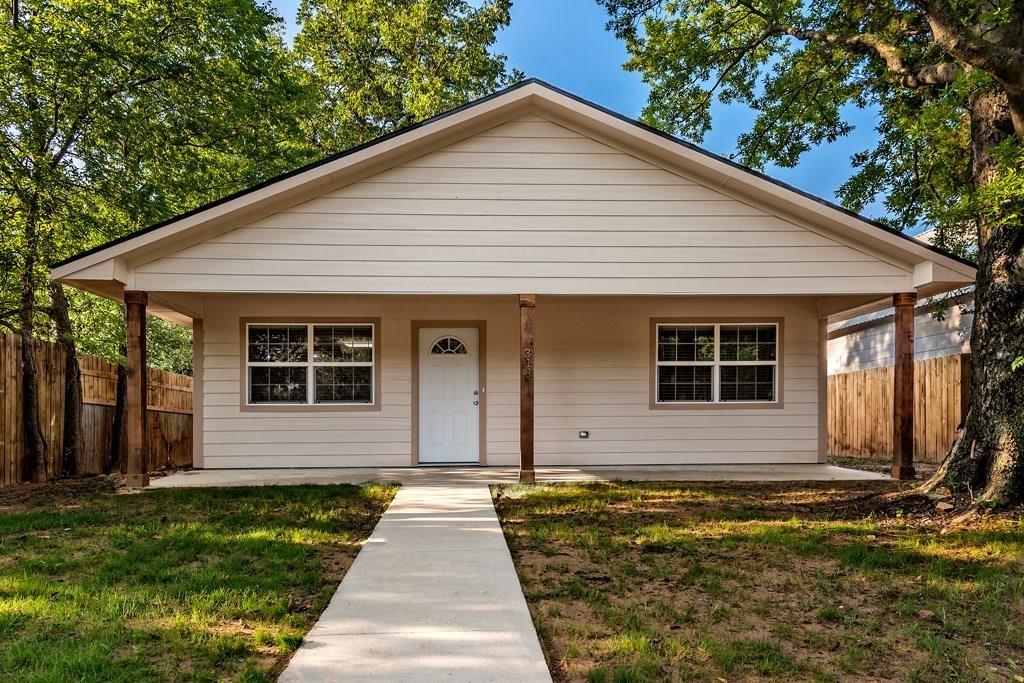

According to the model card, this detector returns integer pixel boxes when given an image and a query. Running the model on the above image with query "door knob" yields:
[473,400,479,405]
[473,390,479,395]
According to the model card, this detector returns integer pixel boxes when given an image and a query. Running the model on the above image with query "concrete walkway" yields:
[151,463,886,488]
[278,483,551,683]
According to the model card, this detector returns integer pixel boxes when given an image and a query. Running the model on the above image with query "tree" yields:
[0,0,307,480]
[294,0,520,152]
[600,0,1023,505]
[2,0,521,482]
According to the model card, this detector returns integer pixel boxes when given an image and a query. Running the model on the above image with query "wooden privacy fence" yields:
[828,353,971,463]
[0,330,192,486]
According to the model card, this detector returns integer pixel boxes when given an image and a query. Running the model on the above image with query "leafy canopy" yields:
[598,0,1021,256]
[295,0,522,152]
[1,0,517,370]
[0,0,310,367]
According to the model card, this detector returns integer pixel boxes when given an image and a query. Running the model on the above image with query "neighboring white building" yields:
[51,80,975,474]
[828,228,973,374]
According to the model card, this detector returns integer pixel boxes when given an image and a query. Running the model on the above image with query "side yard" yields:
[494,481,1024,682]
[827,455,940,477]
[0,478,395,681]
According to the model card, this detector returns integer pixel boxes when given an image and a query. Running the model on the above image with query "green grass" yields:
[0,478,395,681]
[493,481,1024,682]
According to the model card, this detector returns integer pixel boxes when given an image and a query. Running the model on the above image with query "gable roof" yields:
[51,79,975,283]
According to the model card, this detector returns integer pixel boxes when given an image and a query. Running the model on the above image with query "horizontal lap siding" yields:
[199,295,821,468]
[145,260,900,278]
[533,297,820,466]
[134,117,911,295]
[200,295,519,469]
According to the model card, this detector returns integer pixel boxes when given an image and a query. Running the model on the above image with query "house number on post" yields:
[519,293,536,483]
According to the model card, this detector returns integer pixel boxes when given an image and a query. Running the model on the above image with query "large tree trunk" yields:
[49,281,82,477]
[923,90,1024,505]
[106,342,128,475]
[19,204,49,483]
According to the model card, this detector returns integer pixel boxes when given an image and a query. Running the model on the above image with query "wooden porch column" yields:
[892,292,916,480]
[124,291,149,488]
[519,294,536,483]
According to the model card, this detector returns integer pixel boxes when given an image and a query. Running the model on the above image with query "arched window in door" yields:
[430,337,467,355]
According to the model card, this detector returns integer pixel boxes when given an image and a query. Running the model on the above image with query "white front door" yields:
[418,327,480,463]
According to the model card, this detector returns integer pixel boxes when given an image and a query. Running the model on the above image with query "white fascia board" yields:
[913,261,974,289]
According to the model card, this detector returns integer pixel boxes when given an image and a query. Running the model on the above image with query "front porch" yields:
[111,291,920,486]
[148,463,886,488]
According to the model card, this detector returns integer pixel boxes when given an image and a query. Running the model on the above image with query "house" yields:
[50,80,976,485]
[828,291,972,374]
[829,230,973,374]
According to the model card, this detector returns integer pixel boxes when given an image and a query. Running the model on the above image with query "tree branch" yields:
[760,19,961,89]
[0,306,31,321]
[692,28,775,114]
[49,75,163,169]
[914,0,1024,83]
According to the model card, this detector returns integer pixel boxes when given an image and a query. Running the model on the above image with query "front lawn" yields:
[0,477,395,681]
[494,481,1024,682]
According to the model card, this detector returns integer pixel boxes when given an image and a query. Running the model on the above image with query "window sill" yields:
[239,403,380,413]
[651,401,784,410]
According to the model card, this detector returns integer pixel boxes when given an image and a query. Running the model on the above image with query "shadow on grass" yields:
[0,483,395,681]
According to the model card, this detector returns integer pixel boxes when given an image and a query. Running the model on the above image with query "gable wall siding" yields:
[134,116,912,296]
[198,294,820,469]
[828,300,973,374]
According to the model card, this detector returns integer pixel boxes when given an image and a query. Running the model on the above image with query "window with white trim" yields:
[656,323,778,404]
[246,323,374,405]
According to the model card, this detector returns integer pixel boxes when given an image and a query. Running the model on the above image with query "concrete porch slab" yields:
[149,463,887,489]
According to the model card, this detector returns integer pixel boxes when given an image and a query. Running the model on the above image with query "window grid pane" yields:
[656,323,777,404]
[719,365,775,402]
[248,323,375,405]
[248,325,307,363]
[657,365,713,402]
[657,325,715,362]
[248,365,307,404]
[313,325,373,363]
[719,325,776,362]
[315,366,373,404]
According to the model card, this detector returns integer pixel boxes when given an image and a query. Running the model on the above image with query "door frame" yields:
[411,320,487,466]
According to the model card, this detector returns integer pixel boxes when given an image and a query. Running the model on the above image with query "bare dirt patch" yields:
[494,481,1024,682]
[0,474,120,510]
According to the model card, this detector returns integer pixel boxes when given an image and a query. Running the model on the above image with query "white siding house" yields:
[828,226,973,374]
[51,80,976,479]
[828,293,973,374]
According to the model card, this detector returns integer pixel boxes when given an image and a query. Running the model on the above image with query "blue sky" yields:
[270,0,885,218]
